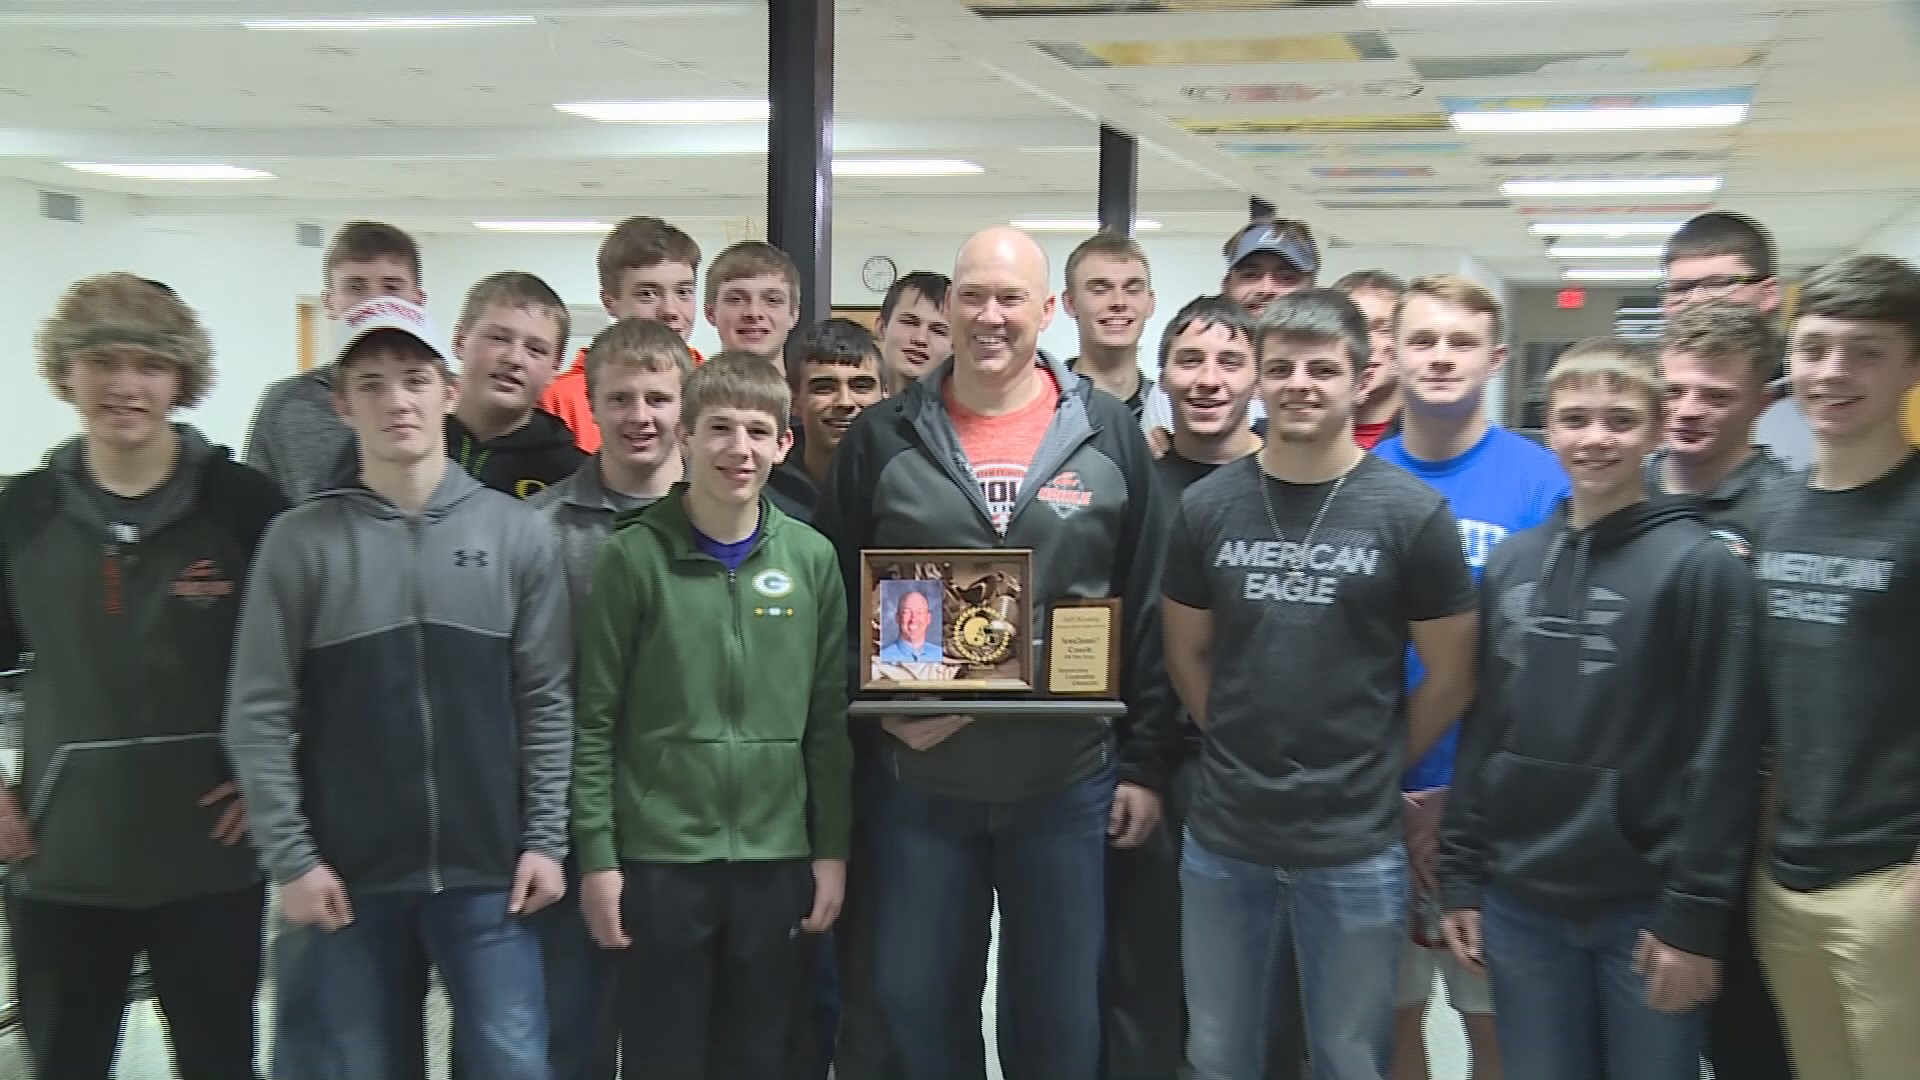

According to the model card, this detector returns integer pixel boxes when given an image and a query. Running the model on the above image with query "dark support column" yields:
[1250,195,1275,222]
[767,0,833,327]
[1097,124,1138,235]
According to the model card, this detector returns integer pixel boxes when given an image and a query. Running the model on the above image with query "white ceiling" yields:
[0,0,1915,282]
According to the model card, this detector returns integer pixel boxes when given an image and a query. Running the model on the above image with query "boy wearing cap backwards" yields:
[0,273,285,1080]
[224,297,573,1080]
[573,353,852,1080]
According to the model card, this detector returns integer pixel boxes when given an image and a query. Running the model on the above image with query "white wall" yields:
[1854,205,1920,264]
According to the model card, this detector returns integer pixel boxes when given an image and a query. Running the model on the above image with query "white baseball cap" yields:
[336,297,452,368]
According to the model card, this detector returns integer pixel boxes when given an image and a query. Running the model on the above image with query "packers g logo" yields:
[753,569,794,598]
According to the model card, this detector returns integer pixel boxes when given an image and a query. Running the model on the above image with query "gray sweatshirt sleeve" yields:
[222,516,322,885]
[243,385,284,486]
[511,513,574,862]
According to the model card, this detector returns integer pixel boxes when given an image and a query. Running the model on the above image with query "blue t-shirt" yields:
[1375,426,1569,791]
[693,522,761,572]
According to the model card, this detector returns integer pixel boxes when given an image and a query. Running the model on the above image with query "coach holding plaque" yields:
[816,226,1178,1080]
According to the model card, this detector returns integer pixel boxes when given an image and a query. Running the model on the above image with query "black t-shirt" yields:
[1759,453,1920,890]
[1153,448,1229,495]
[1068,356,1152,422]
[1164,454,1475,868]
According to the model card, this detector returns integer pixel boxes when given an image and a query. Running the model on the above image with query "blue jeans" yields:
[1181,833,1408,1080]
[1480,886,1707,1080]
[271,888,549,1080]
[532,858,618,1080]
[868,757,1115,1080]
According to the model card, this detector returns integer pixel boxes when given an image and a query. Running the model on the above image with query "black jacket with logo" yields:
[0,428,285,909]
[815,353,1180,801]
[1439,498,1766,958]
[447,409,587,501]
[1645,445,1789,553]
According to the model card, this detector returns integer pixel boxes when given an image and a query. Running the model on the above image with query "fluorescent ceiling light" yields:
[1010,219,1164,232]
[474,221,613,234]
[1563,267,1665,282]
[1367,0,1552,5]
[242,16,536,29]
[1547,245,1666,259]
[1530,222,1684,237]
[555,100,769,124]
[66,162,270,180]
[1453,104,1747,134]
[1504,177,1721,197]
[833,159,983,177]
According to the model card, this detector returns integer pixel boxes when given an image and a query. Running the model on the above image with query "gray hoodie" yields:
[224,463,573,895]
[243,365,356,504]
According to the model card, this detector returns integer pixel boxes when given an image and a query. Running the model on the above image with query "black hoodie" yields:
[1439,497,1765,958]
[447,408,586,501]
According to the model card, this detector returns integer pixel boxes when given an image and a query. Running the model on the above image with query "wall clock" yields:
[862,255,898,293]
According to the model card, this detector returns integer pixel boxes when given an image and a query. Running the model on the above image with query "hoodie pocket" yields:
[1480,751,1657,897]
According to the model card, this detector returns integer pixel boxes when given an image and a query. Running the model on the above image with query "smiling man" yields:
[706,242,802,367]
[1651,300,1786,551]
[1337,270,1407,450]
[448,272,586,499]
[771,319,886,523]
[1063,231,1157,420]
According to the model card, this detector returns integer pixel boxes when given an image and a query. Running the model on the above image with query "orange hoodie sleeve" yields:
[539,361,601,454]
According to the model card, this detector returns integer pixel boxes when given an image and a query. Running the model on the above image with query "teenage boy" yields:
[1438,338,1765,1080]
[1375,275,1567,1080]
[541,216,706,452]
[706,241,802,367]
[1337,270,1407,450]
[448,272,585,499]
[225,297,573,1080]
[1162,288,1478,1080]
[528,317,691,1080]
[1062,231,1157,420]
[246,221,425,501]
[1145,219,1320,452]
[875,272,952,392]
[0,274,284,1080]
[816,227,1175,1080]
[1752,254,1920,1078]
[770,319,886,521]
[573,353,851,1080]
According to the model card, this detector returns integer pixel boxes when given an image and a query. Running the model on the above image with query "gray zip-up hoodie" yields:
[243,365,356,504]
[224,463,573,895]
[528,457,661,607]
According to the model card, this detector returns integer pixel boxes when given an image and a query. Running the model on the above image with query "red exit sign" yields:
[1557,288,1587,310]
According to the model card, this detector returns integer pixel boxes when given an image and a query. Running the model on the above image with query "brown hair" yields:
[455,272,571,350]
[1333,270,1406,298]
[682,350,792,436]
[1662,299,1776,382]
[325,221,421,290]
[38,273,214,409]
[597,216,702,296]
[1398,273,1505,342]
[1545,337,1663,415]
[1796,254,1920,353]
[1065,230,1152,291]
[705,242,800,310]
[1664,212,1775,280]
[584,318,693,402]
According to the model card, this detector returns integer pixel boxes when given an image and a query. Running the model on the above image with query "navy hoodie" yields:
[1439,497,1765,958]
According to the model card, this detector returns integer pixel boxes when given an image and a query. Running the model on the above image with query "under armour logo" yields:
[454,549,489,568]
[1496,581,1625,675]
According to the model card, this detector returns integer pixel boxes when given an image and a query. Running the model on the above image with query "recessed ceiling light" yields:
[833,159,983,177]
[1530,222,1684,238]
[242,16,537,30]
[1009,219,1164,232]
[1547,245,1667,260]
[1504,177,1722,197]
[66,162,271,180]
[473,221,613,234]
[1453,104,1747,133]
[1563,267,1665,282]
[554,100,769,124]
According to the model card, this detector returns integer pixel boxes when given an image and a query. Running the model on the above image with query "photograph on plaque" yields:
[861,549,1035,692]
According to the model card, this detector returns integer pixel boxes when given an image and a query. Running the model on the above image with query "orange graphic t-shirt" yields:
[946,368,1058,533]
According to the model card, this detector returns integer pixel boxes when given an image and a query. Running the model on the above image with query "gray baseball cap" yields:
[1227,220,1320,276]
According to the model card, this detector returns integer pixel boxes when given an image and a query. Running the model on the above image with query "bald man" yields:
[816,227,1179,1080]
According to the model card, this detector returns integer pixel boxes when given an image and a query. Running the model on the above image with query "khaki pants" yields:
[1754,864,1920,1080]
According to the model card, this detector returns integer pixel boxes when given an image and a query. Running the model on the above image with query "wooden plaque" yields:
[859,549,1036,693]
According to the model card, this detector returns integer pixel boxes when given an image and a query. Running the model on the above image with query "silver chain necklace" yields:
[1260,464,1352,549]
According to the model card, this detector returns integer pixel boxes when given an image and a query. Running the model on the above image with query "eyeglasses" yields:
[1659,274,1766,300]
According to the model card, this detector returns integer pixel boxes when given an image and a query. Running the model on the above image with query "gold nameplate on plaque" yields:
[1046,598,1121,699]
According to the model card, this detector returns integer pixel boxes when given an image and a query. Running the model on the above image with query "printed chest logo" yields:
[1213,534,1382,613]
[170,558,235,609]
[1711,528,1753,562]
[753,569,794,598]
[1496,581,1625,675]
[1035,470,1094,519]
[454,549,490,569]
[1757,548,1893,626]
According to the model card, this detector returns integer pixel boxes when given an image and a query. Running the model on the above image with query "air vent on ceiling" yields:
[296,222,325,249]
[38,190,81,223]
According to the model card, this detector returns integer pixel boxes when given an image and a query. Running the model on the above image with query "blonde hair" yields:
[683,351,792,436]
[38,273,213,409]
[1545,337,1663,416]
[1399,273,1505,342]
[584,318,693,402]
[1662,299,1776,382]
[455,271,571,349]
